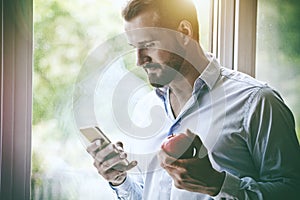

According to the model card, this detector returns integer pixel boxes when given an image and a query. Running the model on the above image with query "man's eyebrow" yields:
[138,40,154,45]
[128,40,155,48]
[128,43,136,47]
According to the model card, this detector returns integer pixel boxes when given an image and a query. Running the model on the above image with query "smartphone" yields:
[80,126,111,147]
[79,126,129,168]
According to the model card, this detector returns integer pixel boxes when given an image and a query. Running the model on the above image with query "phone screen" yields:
[80,126,111,145]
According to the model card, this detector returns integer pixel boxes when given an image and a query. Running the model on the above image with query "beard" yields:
[144,54,185,88]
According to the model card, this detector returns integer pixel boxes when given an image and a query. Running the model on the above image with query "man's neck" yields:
[168,66,197,118]
[168,44,209,118]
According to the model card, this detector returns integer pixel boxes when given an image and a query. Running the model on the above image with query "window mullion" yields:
[210,0,219,57]
[0,0,33,199]
[217,0,235,69]
[211,0,257,76]
[234,0,257,77]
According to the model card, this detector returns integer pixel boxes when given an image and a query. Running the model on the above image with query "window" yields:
[256,0,300,140]
[7,0,291,199]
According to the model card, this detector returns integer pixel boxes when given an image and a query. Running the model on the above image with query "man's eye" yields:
[144,42,155,48]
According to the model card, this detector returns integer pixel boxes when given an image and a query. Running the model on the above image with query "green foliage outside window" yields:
[32,0,124,199]
[256,0,300,140]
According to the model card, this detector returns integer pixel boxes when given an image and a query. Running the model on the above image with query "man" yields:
[87,0,300,199]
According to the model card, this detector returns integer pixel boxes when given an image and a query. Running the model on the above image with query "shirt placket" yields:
[165,79,207,136]
[158,170,173,200]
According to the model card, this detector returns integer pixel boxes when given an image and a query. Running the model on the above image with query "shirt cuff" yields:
[109,176,133,197]
[213,171,241,199]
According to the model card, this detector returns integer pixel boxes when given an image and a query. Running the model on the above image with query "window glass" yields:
[32,0,211,199]
[194,0,211,51]
[256,0,300,140]
[32,0,125,199]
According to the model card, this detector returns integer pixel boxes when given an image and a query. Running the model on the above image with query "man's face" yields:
[124,9,185,88]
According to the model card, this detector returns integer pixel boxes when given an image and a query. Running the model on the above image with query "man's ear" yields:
[177,20,193,45]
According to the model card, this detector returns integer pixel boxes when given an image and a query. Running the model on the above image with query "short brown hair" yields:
[122,0,199,40]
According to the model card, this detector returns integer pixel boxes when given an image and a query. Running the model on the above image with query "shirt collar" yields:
[155,54,221,99]
[155,86,168,101]
[199,55,221,90]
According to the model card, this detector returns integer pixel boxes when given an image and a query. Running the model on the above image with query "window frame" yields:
[210,0,257,77]
[0,0,33,199]
[0,0,257,199]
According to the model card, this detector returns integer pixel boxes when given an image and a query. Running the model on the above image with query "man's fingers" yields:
[115,141,124,150]
[186,129,201,146]
[158,149,186,168]
[86,139,102,157]
[186,129,208,159]
[126,160,138,171]
[186,129,195,137]
[108,160,137,172]
[101,152,128,171]
[87,140,137,185]
[158,149,175,165]
[172,171,208,187]
[95,143,119,162]
[101,168,127,182]
[173,179,209,193]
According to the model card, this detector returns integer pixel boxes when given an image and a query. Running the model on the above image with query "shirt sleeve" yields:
[110,174,144,200]
[215,87,300,200]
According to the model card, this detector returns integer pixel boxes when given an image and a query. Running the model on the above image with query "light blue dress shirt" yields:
[110,56,300,199]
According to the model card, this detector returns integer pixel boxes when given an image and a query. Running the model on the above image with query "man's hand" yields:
[158,129,225,196]
[87,140,137,186]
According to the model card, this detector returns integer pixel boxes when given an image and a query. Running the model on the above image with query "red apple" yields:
[161,133,196,159]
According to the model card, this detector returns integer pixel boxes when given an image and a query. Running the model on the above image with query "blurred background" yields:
[32,0,300,199]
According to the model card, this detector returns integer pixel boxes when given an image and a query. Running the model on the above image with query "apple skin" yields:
[161,133,196,159]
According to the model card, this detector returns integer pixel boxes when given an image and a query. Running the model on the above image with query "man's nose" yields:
[136,48,151,66]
